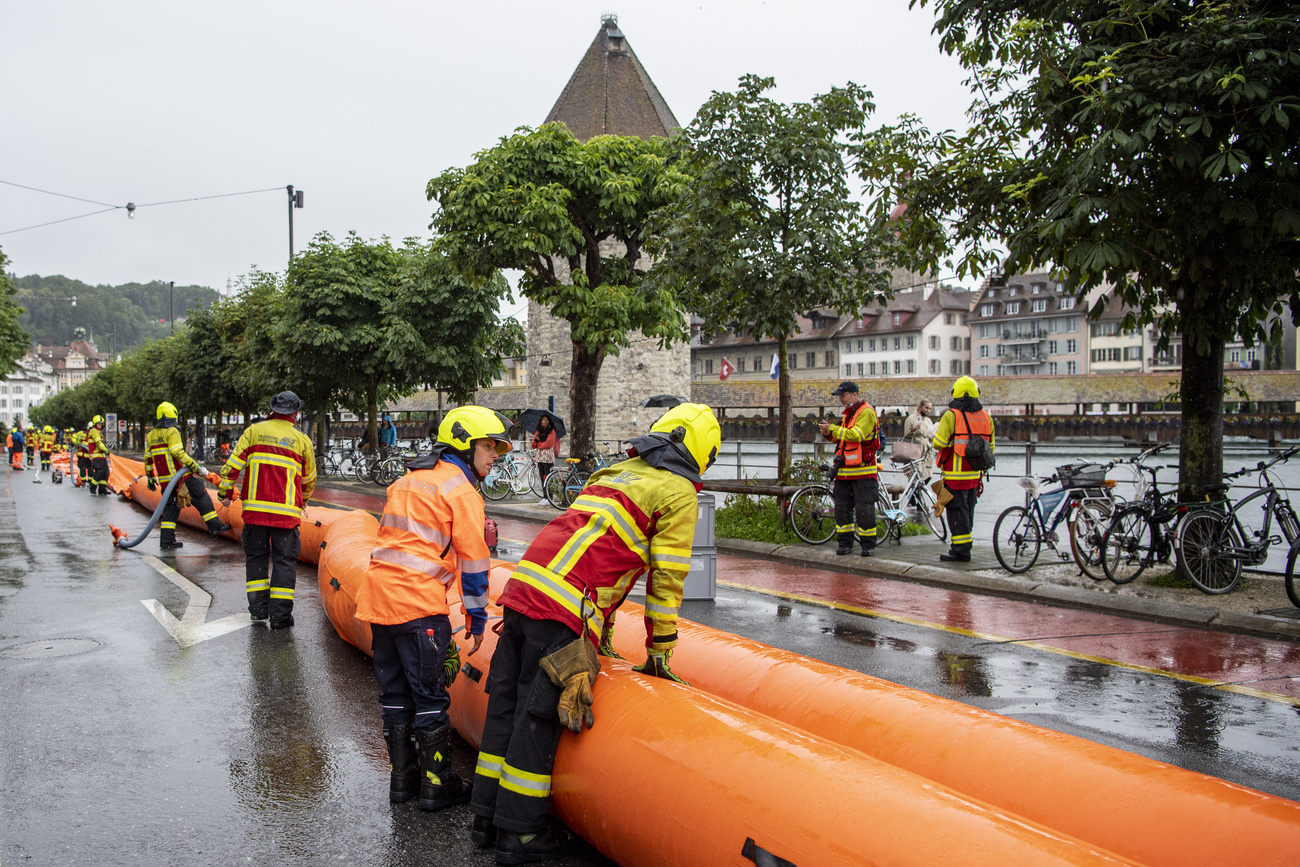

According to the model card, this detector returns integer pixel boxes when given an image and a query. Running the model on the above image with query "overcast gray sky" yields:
[1,0,973,309]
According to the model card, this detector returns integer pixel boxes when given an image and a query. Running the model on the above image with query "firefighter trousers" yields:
[89,457,109,494]
[241,523,300,622]
[470,607,574,834]
[945,485,979,557]
[371,614,453,734]
[834,475,878,550]
[159,476,222,543]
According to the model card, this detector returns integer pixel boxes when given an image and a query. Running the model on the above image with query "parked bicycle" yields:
[992,461,1122,576]
[787,465,838,545]
[1098,444,1194,585]
[876,457,946,544]
[483,449,546,501]
[543,449,614,509]
[1175,446,1300,594]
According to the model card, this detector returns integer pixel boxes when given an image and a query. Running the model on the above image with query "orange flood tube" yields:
[587,598,1300,867]
[317,511,1134,867]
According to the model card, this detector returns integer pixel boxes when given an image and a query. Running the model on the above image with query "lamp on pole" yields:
[169,281,175,334]
[287,185,305,260]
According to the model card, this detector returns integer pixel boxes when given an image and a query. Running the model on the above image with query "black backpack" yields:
[958,411,995,472]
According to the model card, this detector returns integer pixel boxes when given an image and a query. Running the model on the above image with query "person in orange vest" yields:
[932,375,996,562]
[818,380,881,557]
[84,416,111,495]
[470,403,720,864]
[353,405,511,813]
[7,425,21,471]
[217,391,316,628]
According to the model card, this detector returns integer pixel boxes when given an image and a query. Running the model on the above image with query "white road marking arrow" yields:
[139,554,252,647]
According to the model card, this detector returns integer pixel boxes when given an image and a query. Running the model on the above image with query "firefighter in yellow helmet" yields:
[469,403,721,862]
[84,415,111,495]
[932,375,995,562]
[146,402,232,550]
[354,405,510,811]
[39,425,55,471]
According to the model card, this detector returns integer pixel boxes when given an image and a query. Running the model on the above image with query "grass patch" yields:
[1144,570,1196,589]
[715,494,801,545]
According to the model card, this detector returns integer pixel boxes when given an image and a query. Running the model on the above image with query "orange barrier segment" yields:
[317,509,1135,867]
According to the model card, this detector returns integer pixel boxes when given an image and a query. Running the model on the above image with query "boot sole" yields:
[418,792,472,812]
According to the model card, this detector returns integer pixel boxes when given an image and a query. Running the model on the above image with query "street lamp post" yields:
[287,185,304,260]
[169,281,174,334]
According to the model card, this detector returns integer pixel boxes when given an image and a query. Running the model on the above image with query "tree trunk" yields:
[568,339,606,466]
[314,402,328,457]
[777,336,792,482]
[1179,326,1226,501]
[366,381,379,451]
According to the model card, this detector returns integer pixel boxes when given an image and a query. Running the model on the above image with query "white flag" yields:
[770,353,779,380]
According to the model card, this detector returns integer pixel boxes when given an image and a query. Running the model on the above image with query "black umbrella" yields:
[518,408,566,439]
[639,394,688,408]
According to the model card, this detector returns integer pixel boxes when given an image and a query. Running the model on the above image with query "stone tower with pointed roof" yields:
[527,15,691,447]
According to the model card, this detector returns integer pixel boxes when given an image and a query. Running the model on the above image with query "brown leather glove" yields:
[539,638,600,733]
[931,480,953,517]
[176,485,193,510]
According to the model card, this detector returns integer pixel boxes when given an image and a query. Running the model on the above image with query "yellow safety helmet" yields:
[156,401,178,420]
[651,403,721,473]
[438,406,513,457]
[90,415,104,427]
[952,375,980,399]
[44,425,53,433]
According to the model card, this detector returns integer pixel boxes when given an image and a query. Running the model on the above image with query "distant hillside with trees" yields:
[12,274,219,355]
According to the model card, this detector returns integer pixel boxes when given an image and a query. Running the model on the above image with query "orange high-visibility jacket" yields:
[499,457,699,652]
[354,457,492,634]
[825,400,879,481]
[218,418,316,528]
[933,408,995,490]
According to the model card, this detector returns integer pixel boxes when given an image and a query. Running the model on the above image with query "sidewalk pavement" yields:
[478,495,1300,644]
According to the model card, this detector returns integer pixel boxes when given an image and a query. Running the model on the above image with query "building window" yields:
[1067,339,1078,354]
[857,363,864,376]
[892,313,901,326]
[905,336,914,350]
[869,362,877,375]
[978,365,990,376]
[843,341,851,353]
[1090,322,1119,337]
[893,337,901,351]
[705,359,714,374]
[906,360,915,374]
[979,345,990,358]
[1124,346,1143,361]
[868,339,876,352]
[894,360,902,374]
[1067,361,1078,374]
[1049,362,1058,374]
[1059,296,1076,310]
[856,340,863,352]
[844,364,852,376]
[738,358,746,372]
[752,356,761,372]
[12,400,21,409]
[949,360,961,375]
[0,386,6,394]
[1048,340,1058,354]
[964,338,970,350]
[790,354,798,370]
[1068,317,1081,332]
[951,336,961,351]
[825,351,835,367]
[930,359,940,374]
[1032,283,1043,294]
[929,335,940,349]
[965,360,971,373]
[1032,299,1048,313]
[0,399,5,408]
[945,313,955,325]
[805,352,816,368]
[1229,349,1241,362]
[1005,302,1021,314]
[981,304,995,317]
[1009,285,1018,296]
[977,324,993,339]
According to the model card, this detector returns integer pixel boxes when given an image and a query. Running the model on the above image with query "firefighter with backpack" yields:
[932,375,996,562]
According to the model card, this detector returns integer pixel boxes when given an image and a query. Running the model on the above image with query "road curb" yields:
[485,501,1300,644]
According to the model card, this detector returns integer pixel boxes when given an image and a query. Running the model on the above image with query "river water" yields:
[703,438,1300,574]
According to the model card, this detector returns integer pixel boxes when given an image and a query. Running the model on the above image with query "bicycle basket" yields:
[1057,462,1106,488]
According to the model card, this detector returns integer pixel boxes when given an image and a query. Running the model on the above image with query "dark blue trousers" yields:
[371,614,453,735]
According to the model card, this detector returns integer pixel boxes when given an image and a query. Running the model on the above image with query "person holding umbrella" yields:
[531,414,561,484]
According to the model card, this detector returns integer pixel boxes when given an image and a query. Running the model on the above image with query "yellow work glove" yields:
[597,618,622,659]
[444,638,461,685]
[539,638,600,733]
[633,647,689,686]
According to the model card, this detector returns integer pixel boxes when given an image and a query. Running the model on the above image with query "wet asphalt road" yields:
[3,469,1300,867]
[0,471,610,867]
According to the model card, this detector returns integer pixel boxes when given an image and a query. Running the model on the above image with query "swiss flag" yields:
[719,357,735,381]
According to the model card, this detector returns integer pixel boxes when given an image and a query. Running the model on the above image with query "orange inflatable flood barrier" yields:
[315,510,1133,867]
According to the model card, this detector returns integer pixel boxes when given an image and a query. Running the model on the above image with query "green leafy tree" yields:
[0,247,32,376]
[865,0,1300,497]
[646,76,901,480]
[428,124,691,458]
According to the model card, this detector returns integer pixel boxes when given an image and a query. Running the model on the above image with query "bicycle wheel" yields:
[543,470,568,509]
[378,457,406,487]
[1069,500,1112,580]
[482,464,512,500]
[525,462,544,496]
[1285,536,1300,608]
[789,486,836,545]
[562,471,591,508]
[1100,505,1154,585]
[319,454,339,479]
[1177,510,1244,594]
[912,487,947,542]
[993,506,1042,573]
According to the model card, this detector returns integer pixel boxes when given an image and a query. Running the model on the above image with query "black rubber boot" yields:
[494,829,570,865]
[160,529,183,550]
[383,722,420,804]
[471,814,498,848]
[415,726,472,812]
[207,519,233,535]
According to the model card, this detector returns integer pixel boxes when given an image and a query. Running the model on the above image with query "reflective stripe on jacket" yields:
[933,408,995,488]
[354,458,492,633]
[499,457,699,651]
[825,400,879,480]
[145,426,202,482]
[218,418,316,528]
[39,433,55,452]
[84,428,108,458]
